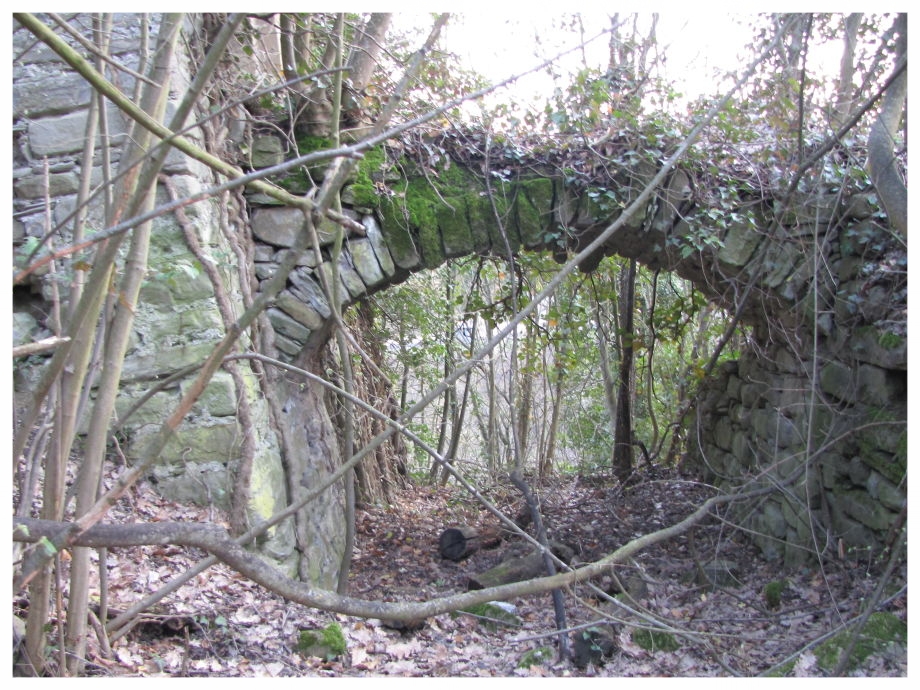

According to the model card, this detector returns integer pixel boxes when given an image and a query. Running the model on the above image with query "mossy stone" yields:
[517,646,554,669]
[298,622,347,660]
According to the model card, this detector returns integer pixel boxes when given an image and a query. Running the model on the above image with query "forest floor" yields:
[17,469,907,678]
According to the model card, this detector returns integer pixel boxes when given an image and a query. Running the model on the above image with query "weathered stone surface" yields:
[866,471,905,512]
[122,341,216,382]
[288,268,332,319]
[718,221,763,267]
[849,327,907,370]
[14,171,81,199]
[819,360,857,403]
[348,237,385,287]
[250,134,284,169]
[27,105,128,157]
[181,370,238,418]
[836,489,896,532]
[253,207,308,247]
[276,290,325,331]
[363,214,395,277]
[12,312,39,346]
[267,306,312,342]
[13,71,93,117]
[857,363,906,407]
[113,388,179,430]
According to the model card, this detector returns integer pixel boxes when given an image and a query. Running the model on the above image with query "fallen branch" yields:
[14,482,778,623]
[12,336,71,358]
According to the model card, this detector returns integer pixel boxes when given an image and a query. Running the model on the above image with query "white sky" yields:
[393,9,855,117]
[441,12,752,100]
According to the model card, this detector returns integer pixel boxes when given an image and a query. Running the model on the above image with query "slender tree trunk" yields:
[612,259,637,483]
[831,13,862,130]
[65,16,185,674]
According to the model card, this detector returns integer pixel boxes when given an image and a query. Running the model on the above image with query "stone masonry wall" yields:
[12,14,345,585]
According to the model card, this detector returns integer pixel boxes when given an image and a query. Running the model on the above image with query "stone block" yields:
[181,370,238,418]
[12,312,39,347]
[713,416,733,451]
[819,360,856,403]
[276,289,325,331]
[250,134,285,169]
[150,460,232,509]
[273,332,303,357]
[348,237,385,288]
[847,456,871,487]
[13,71,93,117]
[14,171,81,199]
[288,268,331,319]
[27,104,129,157]
[113,387,180,430]
[838,489,896,532]
[751,408,800,449]
[825,494,878,549]
[718,221,763,267]
[857,363,906,407]
[252,207,332,247]
[761,500,787,538]
[121,340,216,382]
[267,306,312,343]
[866,471,905,512]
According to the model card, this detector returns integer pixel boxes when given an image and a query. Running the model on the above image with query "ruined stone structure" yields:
[13,15,906,587]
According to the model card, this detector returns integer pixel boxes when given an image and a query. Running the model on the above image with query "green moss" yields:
[518,646,554,668]
[631,628,680,652]
[764,579,787,609]
[812,612,906,674]
[878,331,903,350]
[459,602,521,630]
[438,200,473,257]
[378,196,420,269]
[296,135,334,153]
[347,147,388,209]
[298,622,347,660]
[517,178,555,248]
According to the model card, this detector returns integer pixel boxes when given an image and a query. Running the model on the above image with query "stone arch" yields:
[248,136,906,566]
[11,13,905,586]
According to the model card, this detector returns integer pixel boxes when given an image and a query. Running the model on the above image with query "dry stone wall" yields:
[12,14,344,586]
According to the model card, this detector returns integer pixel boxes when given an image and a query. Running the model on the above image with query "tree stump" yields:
[438,526,480,561]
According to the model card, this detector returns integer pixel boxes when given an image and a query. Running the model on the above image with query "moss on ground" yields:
[813,612,906,674]
[631,628,681,652]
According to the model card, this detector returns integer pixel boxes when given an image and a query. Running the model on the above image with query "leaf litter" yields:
[17,469,905,677]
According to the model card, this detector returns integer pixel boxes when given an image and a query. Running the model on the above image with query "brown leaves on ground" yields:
[19,471,906,677]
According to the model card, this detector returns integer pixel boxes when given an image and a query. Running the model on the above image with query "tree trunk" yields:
[867,13,907,239]
[438,526,480,561]
[612,259,637,483]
